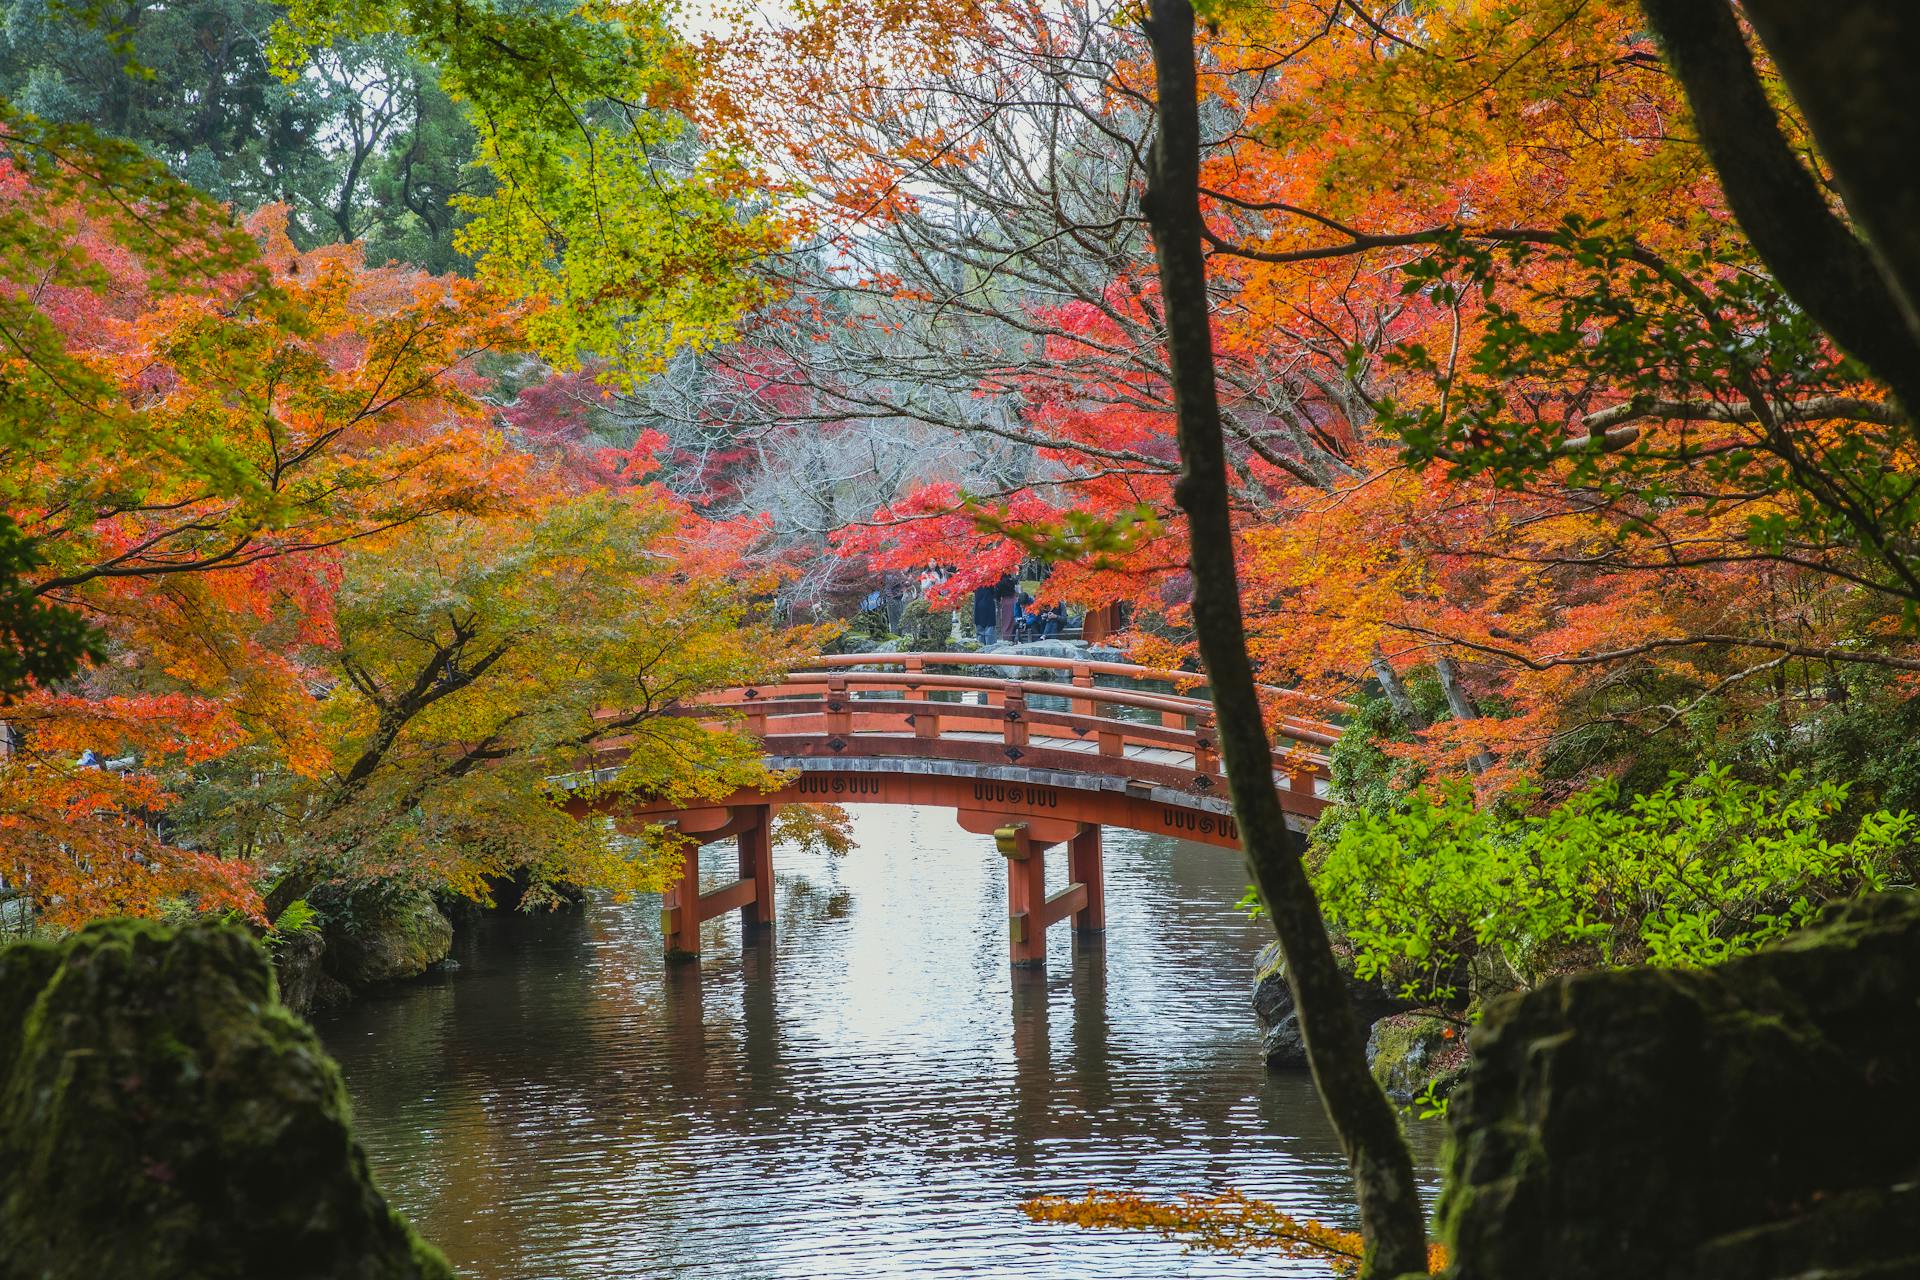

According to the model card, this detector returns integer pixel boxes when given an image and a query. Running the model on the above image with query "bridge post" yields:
[662,804,774,962]
[998,823,1051,967]
[663,837,703,961]
[738,803,774,933]
[1068,825,1105,935]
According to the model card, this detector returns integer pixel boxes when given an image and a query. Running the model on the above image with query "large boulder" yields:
[325,892,453,987]
[1439,891,1920,1280]
[0,919,451,1280]
[1252,940,1416,1069]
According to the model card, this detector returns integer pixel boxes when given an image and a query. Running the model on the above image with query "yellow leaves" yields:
[299,488,817,902]
[1022,1187,1448,1273]
[773,802,856,857]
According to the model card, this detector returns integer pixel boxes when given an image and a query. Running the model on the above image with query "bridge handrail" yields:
[796,652,1350,714]
[717,678,1333,752]
[749,667,1339,749]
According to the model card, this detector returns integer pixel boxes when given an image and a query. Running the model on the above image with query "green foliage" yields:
[1314,765,1916,1001]
[358,59,484,273]
[1412,1077,1450,1122]
[265,897,323,949]
[0,516,100,697]
[1379,218,1920,616]
[0,0,485,266]
[268,0,777,382]
[0,0,331,216]
[1311,681,1449,848]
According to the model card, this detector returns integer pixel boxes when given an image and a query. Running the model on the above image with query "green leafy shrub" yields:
[1313,765,1916,1001]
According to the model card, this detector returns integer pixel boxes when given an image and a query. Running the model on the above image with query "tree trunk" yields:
[1369,648,1427,731]
[1739,2,1920,356]
[1433,655,1494,773]
[1637,0,1920,415]
[1137,3,1428,1275]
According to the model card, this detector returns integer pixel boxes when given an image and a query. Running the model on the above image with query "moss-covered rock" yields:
[1438,891,1920,1280]
[1364,1013,1466,1103]
[325,892,453,987]
[1252,940,1415,1070]
[0,918,452,1280]
[897,598,954,651]
[272,927,350,1017]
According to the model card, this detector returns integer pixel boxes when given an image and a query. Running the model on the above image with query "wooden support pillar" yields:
[994,820,1100,969]
[738,803,774,933]
[663,837,704,961]
[1068,825,1105,935]
[999,823,1050,968]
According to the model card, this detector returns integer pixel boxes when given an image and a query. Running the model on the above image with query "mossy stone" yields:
[1253,939,1416,1069]
[325,892,453,987]
[1364,1013,1463,1102]
[0,918,452,1280]
[1438,891,1920,1280]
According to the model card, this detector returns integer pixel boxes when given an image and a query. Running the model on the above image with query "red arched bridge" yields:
[563,653,1341,969]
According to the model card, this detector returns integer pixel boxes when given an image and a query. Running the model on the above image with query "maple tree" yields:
[0,0,825,929]
[0,187,511,923]
[1,180,798,928]
[706,0,1919,790]
[269,0,783,385]
[248,488,817,912]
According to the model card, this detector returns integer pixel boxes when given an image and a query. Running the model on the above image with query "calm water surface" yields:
[317,806,1441,1278]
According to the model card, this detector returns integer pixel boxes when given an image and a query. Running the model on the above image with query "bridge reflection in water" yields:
[318,809,1443,1279]
[565,653,1341,972]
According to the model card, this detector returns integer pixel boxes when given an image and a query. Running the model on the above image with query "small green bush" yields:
[1311,765,1916,1000]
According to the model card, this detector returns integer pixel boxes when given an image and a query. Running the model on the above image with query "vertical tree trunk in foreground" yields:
[1137,3,1429,1275]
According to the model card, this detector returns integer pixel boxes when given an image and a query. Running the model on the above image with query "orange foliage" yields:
[711,0,1914,791]
[2,201,527,923]
[1023,1187,1447,1273]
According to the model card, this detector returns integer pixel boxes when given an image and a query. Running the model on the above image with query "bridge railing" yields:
[668,655,1339,803]
[792,652,1344,749]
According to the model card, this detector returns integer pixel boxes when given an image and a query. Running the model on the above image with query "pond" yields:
[316,805,1441,1278]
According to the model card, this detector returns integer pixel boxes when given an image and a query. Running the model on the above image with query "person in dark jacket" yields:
[972,583,999,646]
[994,575,1018,644]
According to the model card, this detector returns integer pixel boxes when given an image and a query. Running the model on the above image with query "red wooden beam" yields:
[1038,881,1089,931]
[577,768,1279,850]
[696,877,757,921]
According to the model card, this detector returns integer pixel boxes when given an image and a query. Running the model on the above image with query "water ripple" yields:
[317,807,1440,1279]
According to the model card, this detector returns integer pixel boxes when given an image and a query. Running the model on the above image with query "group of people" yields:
[970,575,1066,646]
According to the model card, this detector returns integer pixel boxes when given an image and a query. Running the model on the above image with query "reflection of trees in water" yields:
[777,874,855,926]
[319,835,1419,1274]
